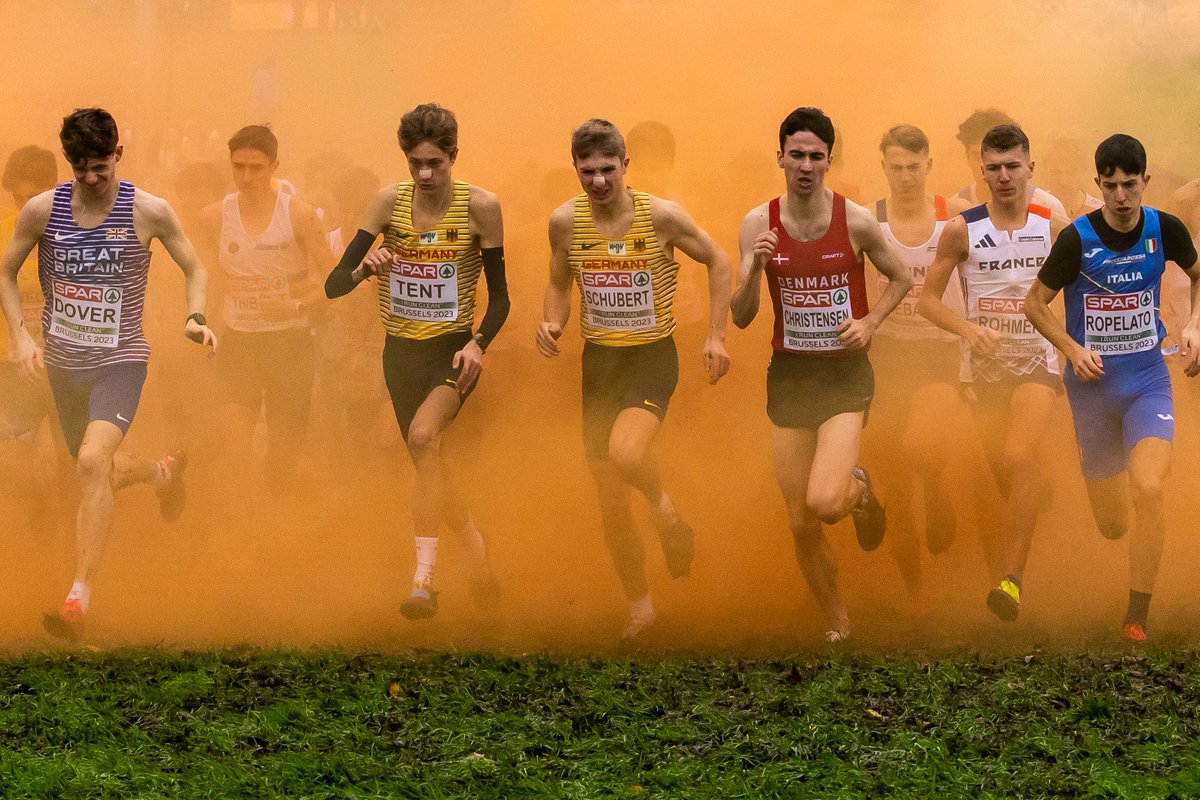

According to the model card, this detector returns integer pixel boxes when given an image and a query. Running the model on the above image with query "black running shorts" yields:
[582,337,678,461]
[382,330,473,440]
[215,328,315,436]
[766,350,874,430]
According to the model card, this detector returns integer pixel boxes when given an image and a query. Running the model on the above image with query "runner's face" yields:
[230,148,277,195]
[980,146,1032,202]
[881,146,930,195]
[777,131,830,196]
[405,141,456,192]
[1096,168,1148,225]
[69,147,120,198]
[573,152,627,205]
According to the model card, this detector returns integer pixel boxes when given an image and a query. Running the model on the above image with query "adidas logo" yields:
[975,233,998,248]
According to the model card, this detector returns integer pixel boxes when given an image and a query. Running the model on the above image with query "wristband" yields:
[472,333,487,351]
[186,312,207,327]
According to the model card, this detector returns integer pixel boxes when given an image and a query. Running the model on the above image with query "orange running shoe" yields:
[1122,622,1146,643]
[42,597,84,641]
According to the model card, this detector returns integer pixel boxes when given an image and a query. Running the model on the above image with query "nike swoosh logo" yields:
[1157,413,1174,421]
[116,413,130,423]
[580,242,600,250]
[54,231,84,242]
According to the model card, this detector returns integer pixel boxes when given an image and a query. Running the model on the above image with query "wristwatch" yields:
[186,312,207,327]
[472,333,486,351]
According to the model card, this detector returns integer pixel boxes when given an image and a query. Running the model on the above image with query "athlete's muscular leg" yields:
[606,407,665,505]
[997,382,1057,583]
[72,421,124,585]
[1085,475,1130,541]
[805,411,866,524]
[773,425,849,635]
[903,383,959,514]
[587,457,647,600]
[405,385,464,538]
[1126,437,1171,594]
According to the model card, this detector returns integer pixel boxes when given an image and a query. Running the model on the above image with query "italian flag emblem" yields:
[1147,238,1158,254]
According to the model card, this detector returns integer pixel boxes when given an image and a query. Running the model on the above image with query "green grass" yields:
[3,650,1200,798]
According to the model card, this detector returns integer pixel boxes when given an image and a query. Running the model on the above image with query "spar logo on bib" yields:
[49,279,122,348]
[1083,290,1156,355]
[388,260,459,321]
[581,267,655,329]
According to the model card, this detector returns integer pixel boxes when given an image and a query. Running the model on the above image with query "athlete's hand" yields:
[752,227,781,271]
[535,321,563,358]
[185,319,218,354]
[1067,345,1104,381]
[452,339,484,395]
[359,248,395,277]
[703,335,730,384]
[10,326,43,382]
[1180,320,1200,377]
[836,316,877,351]
[963,324,1001,357]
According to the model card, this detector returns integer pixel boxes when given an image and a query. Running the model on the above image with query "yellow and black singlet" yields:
[569,190,680,346]
[377,180,482,339]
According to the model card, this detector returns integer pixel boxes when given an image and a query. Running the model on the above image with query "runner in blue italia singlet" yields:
[1025,134,1200,643]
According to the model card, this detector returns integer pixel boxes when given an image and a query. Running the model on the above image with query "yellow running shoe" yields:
[987,578,1020,622]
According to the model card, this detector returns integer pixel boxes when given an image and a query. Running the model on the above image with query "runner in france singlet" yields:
[377,180,482,340]
[568,190,679,346]
[875,196,962,343]
[957,203,1059,381]
[1063,208,1166,361]
[765,193,869,354]
[218,190,309,333]
[37,180,151,368]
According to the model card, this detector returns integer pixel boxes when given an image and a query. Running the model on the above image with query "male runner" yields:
[324,103,509,620]
[955,109,1069,222]
[866,125,963,608]
[199,125,332,495]
[731,107,909,642]
[0,108,216,638]
[537,118,731,640]
[1025,134,1199,641]
[919,124,1065,622]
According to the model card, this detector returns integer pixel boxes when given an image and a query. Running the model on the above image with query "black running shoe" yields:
[850,466,886,551]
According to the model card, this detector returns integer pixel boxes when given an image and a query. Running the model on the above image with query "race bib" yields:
[389,260,459,321]
[580,268,655,330]
[781,286,851,352]
[224,274,294,329]
[973,295,1044,359]
[48,279,121,348]
[1083,291,1157,355]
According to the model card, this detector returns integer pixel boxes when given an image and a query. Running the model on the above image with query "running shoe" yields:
[824,627,850,644]
[622,612,656,641]
[658,518,695,579]
[850,467,886,551]
[156,452,188,523]
[1122,622,1147,643]
[987,578,1021,622]
[400,582,439,620]
[42,597,84,641]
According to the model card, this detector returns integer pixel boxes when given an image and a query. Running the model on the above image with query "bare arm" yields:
[731,203,771,330]
[652,197,730,383]
[0,193,51,377]
[840,202,911,350]
[535,203,574,358]
[291,198,336,311]
[1024,279,1102,381]
[136,190,217,350]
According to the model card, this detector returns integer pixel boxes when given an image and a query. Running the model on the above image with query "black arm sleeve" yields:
[1036,224,1083,291]
[324,229,379,299]
[474,246,510,350]
[1161,212,1198,270]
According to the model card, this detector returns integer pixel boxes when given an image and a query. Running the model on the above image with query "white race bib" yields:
[224,274,294,330]
[976,295,1043,359]
[1084,291,1157,355]
[781,286,851,352]
[49,279,121,348]
[389,260,459,321]
[580,269,655,330]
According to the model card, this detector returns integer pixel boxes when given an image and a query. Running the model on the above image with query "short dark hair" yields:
[1094,133,1146,177]
[398,103,458,154]
[60,108,119,164]
[879,124,929,155]
[571,119,625,161]
[227,124,278,161]
[2,145,57,192]
[957,108,1017,146]
[981,124,1030,157]
[779,107,835,153]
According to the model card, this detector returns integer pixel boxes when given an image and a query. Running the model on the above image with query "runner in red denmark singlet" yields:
[765,192,869,355]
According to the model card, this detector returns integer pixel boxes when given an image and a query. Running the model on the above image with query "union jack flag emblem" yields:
[106,228,130,240]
